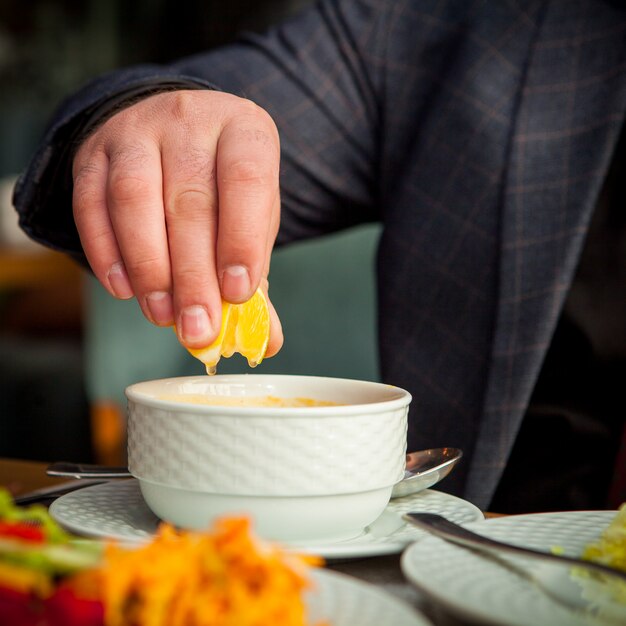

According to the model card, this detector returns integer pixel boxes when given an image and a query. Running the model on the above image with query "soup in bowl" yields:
[125,374,411,544]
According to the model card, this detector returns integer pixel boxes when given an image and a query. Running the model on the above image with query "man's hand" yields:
[72,90,283,355]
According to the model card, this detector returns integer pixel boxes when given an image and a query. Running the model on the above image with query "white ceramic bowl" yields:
[125,374,411,544]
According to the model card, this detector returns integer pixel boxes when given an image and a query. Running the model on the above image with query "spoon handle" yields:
[404,512,626,583]
[47,462,131,479]
[15,479,109,505]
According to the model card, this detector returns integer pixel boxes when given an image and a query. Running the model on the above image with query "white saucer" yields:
[49,479,483,560]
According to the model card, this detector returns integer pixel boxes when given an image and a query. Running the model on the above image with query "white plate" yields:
[401,510,625,626]
[49,479,483,559]
[308,569,432,626]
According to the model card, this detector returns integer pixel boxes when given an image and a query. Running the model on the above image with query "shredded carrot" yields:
[87,517,328,626]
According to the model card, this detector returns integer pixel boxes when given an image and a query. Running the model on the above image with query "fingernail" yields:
[146,291,174,325]
[107,262,134,299]
[180,305,212,344]
[221,265,251,302]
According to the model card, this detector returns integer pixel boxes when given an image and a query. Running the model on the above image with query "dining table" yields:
[0,455,499,626]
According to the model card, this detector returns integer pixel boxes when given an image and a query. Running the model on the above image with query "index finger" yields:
[216,108,280,303]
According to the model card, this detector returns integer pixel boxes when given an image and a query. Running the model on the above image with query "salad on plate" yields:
[0,488,327,626]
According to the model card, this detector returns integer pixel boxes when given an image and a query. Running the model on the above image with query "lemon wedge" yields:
[180,288,270,374]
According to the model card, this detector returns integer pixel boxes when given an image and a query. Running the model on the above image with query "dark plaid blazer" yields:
[14,0,626,509]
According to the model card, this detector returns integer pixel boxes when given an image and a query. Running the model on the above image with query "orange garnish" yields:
[96,517,326,626]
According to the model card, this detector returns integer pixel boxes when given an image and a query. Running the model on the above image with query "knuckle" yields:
[73,160,100,183]
[73,138,106,178]
[173,266,212,291]
[167,90,201,123]
[106,102,143,128]
[236,96,264,117]
[73,145,94,172]
[166,186,215,219]
[224,98,279,150]
[72,166,101,208]
[77,126,108,158]
[72,184,100,217]
[236,99,279,136]
[256,106,279,136]
[233,95,268,119]
[83,226,113,251]
[108,173,152,205]
[127,254,164,283]
[222,158,274,185]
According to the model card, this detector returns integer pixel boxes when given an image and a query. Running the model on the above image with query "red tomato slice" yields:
[0,521,45,543]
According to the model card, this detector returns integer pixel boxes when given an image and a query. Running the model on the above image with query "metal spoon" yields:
[47,462,130,479]
[391,447,462,498]
[47,446,462,499]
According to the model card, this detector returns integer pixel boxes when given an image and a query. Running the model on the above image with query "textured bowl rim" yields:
[125,374,412,416]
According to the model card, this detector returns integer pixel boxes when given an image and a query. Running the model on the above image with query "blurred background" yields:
[0,0,380,466]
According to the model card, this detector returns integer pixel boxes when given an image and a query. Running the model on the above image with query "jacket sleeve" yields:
[14,0,389,261]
